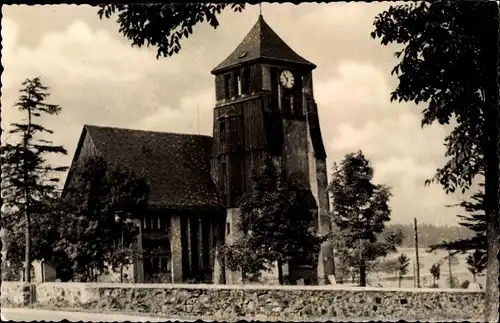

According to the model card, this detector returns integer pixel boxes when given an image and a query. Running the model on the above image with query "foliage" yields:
[97,4,245,59]
[460,279,471,289]
[328,150,404,287]
[466,249,487,282]
[221,155,323,284]
[430,262,441,288]
[56,155,149,282]
[1,77,68,282]
[372,1,497,193]
[372,2,498,318]
[334,258,351,284]
[397,253,410,287]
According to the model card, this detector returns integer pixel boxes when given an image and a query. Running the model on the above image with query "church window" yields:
[160,257,170,273]
[159,216,166,231]
[226,222,231,236]
[152,257,159,272]
[151,215,159,230]
[224,74,231,98]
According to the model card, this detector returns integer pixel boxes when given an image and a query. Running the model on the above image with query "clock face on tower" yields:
[280,70,295,89]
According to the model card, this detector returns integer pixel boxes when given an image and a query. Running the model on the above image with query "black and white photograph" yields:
[0,2,498,322]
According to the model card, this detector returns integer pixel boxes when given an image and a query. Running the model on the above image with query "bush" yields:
[460,280,470,289]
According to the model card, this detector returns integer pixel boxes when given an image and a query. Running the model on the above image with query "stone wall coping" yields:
[5,281,483,294]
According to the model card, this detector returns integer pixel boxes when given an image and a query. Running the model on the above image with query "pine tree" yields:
[1,77,68,283]
[328,150,404,287]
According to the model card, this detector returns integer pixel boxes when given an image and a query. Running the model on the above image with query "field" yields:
[254,247,485,289]
[368,248,486,289]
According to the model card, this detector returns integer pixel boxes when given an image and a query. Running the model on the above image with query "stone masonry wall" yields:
[0,282,484,321]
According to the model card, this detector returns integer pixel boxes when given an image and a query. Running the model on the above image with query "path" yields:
[0,307,194,322]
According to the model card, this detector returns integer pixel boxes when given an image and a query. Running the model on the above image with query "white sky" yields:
[1,3,471,225]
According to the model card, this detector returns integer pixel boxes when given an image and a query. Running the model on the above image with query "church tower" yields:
[210,14,333,285]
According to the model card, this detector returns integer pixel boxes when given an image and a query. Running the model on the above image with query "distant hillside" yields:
[385,223,475,248]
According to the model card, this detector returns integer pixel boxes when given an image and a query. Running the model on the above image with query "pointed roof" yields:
[211,15,316,74]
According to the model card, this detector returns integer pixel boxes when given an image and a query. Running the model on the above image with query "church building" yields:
[62,14,333,285]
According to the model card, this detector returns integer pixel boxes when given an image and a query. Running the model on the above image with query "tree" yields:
[56,155,149,282]
[466,249,487,283]
[372,2,498,320]
[97,4,245,59]
[221,155,323,285]
[328,151,404,287]
[429,263,440,287]
[1,77,68,283]
[397,253,410,288]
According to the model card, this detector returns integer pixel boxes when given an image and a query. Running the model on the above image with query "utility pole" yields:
[447,251,453,287]
[413,259,416,288]
[414,218,421,288]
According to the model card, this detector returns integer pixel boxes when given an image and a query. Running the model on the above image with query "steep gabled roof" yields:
[211,15,316,74]
[67,125,220,210]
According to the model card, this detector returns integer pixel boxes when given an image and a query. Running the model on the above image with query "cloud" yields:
[136,89,215,135]
[2,4,466,226]
[317,61,459,224]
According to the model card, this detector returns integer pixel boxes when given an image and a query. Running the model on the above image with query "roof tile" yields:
[84,125,220,210]
[211,15,315,74]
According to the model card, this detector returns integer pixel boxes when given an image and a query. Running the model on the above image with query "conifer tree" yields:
[1,77,68,283]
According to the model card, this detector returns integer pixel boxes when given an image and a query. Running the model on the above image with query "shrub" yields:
[460,280,470,289]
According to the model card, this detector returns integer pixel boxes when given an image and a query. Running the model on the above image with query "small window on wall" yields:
[224,74,231,98]
[226,222,231,236]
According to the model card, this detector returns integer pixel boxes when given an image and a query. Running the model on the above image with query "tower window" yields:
[242,68,251,94]
[219,121,226,139]
[226,222,231,236]
[221,162,228,205]
[224,74,231,98]
[236,74,242,96]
